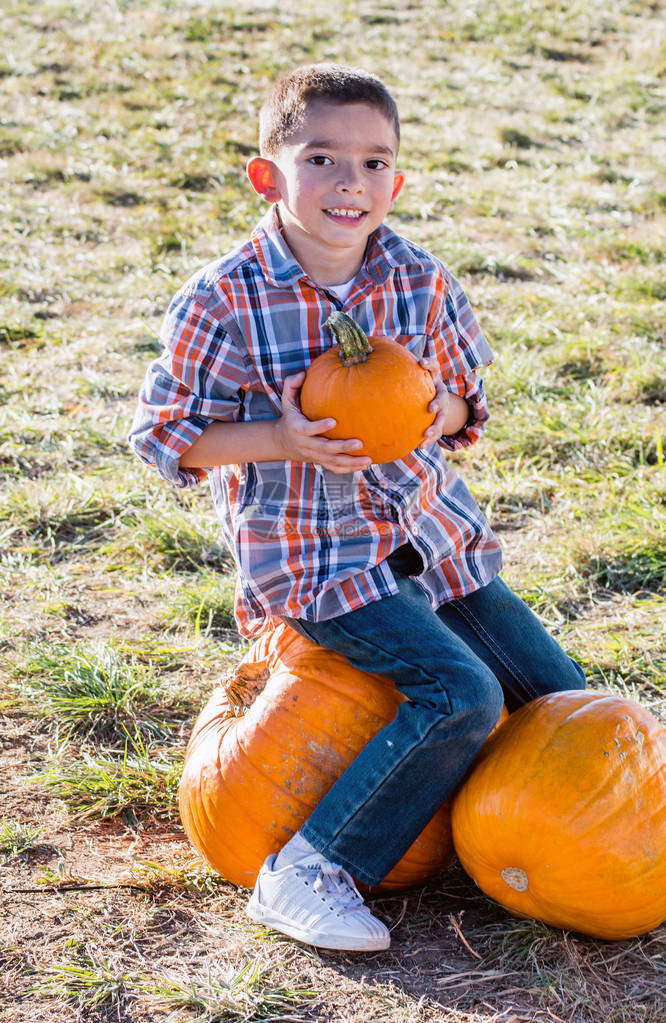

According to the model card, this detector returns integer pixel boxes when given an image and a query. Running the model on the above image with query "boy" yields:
[130,63,585,953]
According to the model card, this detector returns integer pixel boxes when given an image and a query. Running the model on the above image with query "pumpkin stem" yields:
[326,311,373,366]
[224,662,270,715]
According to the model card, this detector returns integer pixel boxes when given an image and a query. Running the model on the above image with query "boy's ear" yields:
[247,157,282,202]
[390,172,405,208]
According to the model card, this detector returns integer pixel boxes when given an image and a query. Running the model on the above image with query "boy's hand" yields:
[419,356,451,444]
[274,372,373,474]
[418,357,470,443]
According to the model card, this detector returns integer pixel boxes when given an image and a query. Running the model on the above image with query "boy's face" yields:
[248,100,404,286]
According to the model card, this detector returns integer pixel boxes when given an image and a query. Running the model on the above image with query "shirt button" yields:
[412,524,419,537]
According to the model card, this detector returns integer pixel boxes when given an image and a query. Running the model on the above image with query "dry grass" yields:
[1,0,665,1020]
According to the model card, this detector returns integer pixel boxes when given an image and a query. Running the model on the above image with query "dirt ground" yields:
[2,698,665,1023]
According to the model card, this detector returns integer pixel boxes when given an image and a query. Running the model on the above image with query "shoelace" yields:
[311,862,367,916]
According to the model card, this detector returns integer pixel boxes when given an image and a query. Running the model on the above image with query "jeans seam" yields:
[450,598,540,701]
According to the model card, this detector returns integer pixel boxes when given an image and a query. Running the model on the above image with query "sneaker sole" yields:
[246,896,390,952]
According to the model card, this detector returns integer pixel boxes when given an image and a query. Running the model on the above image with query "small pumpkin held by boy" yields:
[130,64,666,951]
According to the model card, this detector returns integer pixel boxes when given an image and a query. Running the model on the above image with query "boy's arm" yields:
[129,293,251,487]
[421,267,494,451]
[180,373,373,475]
[130,291,374,478]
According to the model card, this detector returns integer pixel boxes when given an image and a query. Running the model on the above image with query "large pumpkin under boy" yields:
[178,621,456,892]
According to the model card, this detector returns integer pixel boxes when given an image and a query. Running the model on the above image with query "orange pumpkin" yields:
[178,621,456,892]
[300,311,436,464]
[451,690,666,940]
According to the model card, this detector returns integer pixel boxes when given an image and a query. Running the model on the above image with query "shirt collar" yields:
[250,204,426,290]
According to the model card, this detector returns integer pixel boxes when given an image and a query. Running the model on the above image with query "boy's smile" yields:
[247,100,404,287]
[325,208,366,222]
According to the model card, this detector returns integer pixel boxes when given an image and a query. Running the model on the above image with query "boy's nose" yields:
[336,167,364,193]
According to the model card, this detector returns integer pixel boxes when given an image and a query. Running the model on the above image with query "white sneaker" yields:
[246,852,390,951]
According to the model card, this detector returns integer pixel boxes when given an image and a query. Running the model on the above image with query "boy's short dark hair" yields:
[259,63,400,157]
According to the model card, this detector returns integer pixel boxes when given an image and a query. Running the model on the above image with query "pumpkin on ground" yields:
[179,622,463,892]
[300,310,436,464]
[451,689,666,940]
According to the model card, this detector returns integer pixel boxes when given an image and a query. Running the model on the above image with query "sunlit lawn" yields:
[1,1,664,1021]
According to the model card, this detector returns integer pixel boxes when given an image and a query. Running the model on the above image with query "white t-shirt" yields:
[325,279,355,303]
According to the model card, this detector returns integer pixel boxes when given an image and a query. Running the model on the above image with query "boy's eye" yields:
[309,155,333,166]
[366,159,389,170]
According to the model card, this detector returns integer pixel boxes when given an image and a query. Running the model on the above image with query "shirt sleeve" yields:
[426,267,494,452]
[128,290,251,487]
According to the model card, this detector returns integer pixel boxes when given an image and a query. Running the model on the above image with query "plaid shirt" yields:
[129,206,502,637]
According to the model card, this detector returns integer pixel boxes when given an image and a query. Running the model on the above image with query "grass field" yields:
[1,0,665,1020]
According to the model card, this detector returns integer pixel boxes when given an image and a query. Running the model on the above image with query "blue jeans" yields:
[284,546,585,886]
